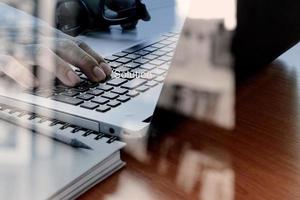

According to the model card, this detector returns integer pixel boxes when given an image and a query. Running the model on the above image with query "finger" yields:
[58,34,108,66]
[55,39,106,82]
[75,40,112,75]
[34,46,81,86]
[0,55,38,89]
[15,45,81,87]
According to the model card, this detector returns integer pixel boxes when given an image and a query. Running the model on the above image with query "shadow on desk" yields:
[80,61,300,200]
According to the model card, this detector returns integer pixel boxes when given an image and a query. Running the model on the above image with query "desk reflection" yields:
[87,120,235,200]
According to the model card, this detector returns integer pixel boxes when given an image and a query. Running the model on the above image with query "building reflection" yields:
[116,130,235,200]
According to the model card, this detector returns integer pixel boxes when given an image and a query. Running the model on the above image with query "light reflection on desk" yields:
[111,130,235,200]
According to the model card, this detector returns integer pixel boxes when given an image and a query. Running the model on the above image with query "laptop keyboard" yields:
[28,32,179,113]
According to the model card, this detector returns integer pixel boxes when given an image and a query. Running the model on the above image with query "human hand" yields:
[0,35,111,89]
[0,2,112,89]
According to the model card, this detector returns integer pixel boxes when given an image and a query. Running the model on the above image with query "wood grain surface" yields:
[79,61,300,200]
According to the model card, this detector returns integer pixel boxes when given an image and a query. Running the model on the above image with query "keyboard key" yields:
[122,42,151,53]
[106,78,127,86]
[114,66,131,73]
[105,55,118,61]
[115,57,131,64]
[140,63,156,70]
[61,90,79,97]
[157,36,168,42]
[86,89,104,96]
[84,81,99,88]
[149,60,165,66]
[143,54,158,60]
[159,40,173,45]
[52,95,83,105]
[169,43,177,48]
[158,55,172,62]
[73,86,89,92]
[73,81,97,92]
[166,52,174,57]
[123,62,140,69]
[125,54,141,60]
[126,91,139,97]
[80,102,99,110]
[123,48,138,54]
[136,86,149,92]
[133,58,149,65]
[113,52,128,57]
[97,84,113,91]
[130,68,147,75]
[120,72,136,80]
[159,64,170,70]
[154,76,165,83]
[143,46,157,52]
[121,79,147,89]
[140,73,156,81]
[150,68,166,76]
[107,100,121,107]
[54,84,68,92]
[161,46,174,52]
[77,94,94,101]
[146,81,158,87]
[96,105,111,112]
[167,36,178,41]
[102,92,119,100]
[151,43,165,48]
[135,50,149,56]
[151,50,166,56]
[117,96,130,102]
[111,88,128,95]
[163,32,177,37]
[109,62,122,68]
[92,97,109,104]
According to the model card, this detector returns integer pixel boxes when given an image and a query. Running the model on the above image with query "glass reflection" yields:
[114,135,235,200]
[0,0,236,199]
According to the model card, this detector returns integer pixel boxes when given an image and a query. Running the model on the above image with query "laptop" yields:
[0,32,180,137]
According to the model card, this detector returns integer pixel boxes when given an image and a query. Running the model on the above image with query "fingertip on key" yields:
[93,66,106,81]
[67,71,81,86]
[100,62,112,75]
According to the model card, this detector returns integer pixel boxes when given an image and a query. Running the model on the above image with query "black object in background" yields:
[233,0,300,82]
[55,0,151,36]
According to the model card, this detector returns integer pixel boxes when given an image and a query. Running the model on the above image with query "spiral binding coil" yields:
[0,103,117,144]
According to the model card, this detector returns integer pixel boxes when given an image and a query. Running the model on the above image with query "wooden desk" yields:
[79,61,300,200]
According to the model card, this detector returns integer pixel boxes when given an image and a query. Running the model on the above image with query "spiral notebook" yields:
[0,103,125,200]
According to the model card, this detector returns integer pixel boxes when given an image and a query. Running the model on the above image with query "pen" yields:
[52,133,93,150]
